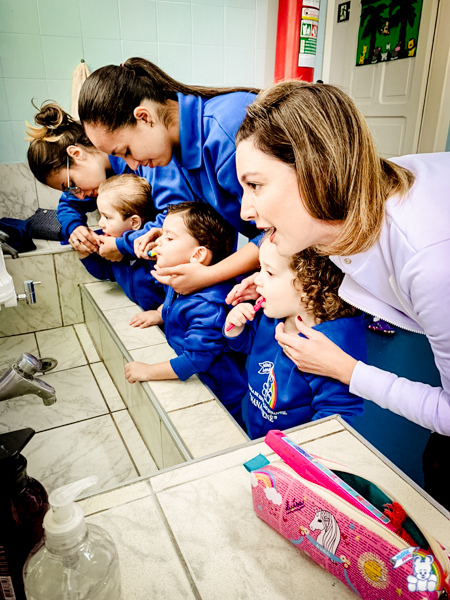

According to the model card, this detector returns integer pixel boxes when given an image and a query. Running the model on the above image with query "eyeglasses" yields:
[66,156,82,195]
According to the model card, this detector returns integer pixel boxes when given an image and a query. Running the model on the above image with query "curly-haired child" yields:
[224,235,367,439]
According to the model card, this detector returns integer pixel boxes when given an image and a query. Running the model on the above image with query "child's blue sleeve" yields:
[169,299,228,381]
[81,253,115,282]
[305,374,365,425]
[250,232,264,246]
[57,192,98,241]
[304,314,367,425]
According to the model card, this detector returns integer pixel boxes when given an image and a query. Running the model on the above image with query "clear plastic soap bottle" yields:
[23,476,121,600]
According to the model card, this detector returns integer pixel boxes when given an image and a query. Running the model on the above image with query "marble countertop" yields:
[78,417,450,600]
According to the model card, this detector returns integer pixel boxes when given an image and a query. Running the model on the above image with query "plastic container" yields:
[0,428,49,600]
[23,476,121,600]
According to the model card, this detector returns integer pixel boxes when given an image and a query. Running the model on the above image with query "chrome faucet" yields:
[0,353,57,406]
[0,230,19,259]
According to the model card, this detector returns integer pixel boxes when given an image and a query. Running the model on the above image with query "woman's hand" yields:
[225,272,259,305]
[275,319,358,385]
[134,228,162,259]
[224,302,256,338]
[151,262,214,295]
[129,309,163,329]
[97,235,124,262]
[69,226,99,254]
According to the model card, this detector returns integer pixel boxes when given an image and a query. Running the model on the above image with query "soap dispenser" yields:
[23,476,121,600]
[0,427,49,600]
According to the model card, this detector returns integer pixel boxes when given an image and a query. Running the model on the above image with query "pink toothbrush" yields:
[226,296,265,332]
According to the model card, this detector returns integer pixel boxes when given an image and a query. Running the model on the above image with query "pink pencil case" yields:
[248,440,450,598]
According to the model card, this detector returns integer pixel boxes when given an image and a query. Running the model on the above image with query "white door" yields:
[322,0,439,157]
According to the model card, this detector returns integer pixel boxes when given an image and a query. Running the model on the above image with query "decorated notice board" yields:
[356,0,423,66]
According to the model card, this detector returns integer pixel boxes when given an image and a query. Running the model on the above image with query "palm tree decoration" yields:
[389,0,418,59]
[359,0,388,64]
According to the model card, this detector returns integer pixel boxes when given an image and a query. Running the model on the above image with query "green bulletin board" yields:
[356,0,423,66]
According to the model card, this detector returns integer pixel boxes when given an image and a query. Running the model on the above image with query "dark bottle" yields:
[0,428,49,600]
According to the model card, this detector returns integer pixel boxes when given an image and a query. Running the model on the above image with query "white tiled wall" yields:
[0,0,279,164]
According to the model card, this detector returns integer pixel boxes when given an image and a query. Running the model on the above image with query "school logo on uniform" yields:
[258,361,277,410]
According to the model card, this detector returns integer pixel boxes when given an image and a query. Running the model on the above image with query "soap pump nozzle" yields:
[44,476,98,553]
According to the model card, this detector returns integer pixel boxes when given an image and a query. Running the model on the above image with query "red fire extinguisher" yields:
[274,0,320,83]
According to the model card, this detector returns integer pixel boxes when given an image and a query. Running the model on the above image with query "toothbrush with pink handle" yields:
[226,296,265,332]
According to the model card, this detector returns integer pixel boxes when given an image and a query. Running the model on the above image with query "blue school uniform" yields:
[161,283,247,415]
[81,251,164,311]
[225,312,366,439]
[117,91,259,256]
[56,156,195,243]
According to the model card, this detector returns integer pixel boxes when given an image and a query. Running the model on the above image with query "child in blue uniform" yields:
[26,102,196,257]
[124,202,247,417]
[75,174,165,313]
[224,236,366,439]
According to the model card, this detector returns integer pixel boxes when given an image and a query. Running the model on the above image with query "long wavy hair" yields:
[237,81,415,256]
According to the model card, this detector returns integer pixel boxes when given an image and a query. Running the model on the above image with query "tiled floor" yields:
[0,324,158,496]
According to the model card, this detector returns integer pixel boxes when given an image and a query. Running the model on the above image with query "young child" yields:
[76,174,165,313]
[224,236,366,439]
[124,202,247,419]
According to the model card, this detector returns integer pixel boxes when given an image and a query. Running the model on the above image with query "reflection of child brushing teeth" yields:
[226,296,265,332]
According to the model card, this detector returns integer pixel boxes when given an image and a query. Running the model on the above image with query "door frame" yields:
[418,0,450,152]
[321,0,449,153]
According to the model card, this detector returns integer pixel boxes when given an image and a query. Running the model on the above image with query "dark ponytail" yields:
[26,101,94,184]
[78,57,260,132]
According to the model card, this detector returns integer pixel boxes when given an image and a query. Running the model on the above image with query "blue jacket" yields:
[118,91,259,256]
[226,312,366,439]
[161,283,247,413]
[56,155,195,244]
[81,252,165,311]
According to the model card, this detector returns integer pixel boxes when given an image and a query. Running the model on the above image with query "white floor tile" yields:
[24,414,138,495]
[74,323,100,363]
[113,410,158,476]
[91,361,126,412]
[36,325,87,372]
[0,332,38,374]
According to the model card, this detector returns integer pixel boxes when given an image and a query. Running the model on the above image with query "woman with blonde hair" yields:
[231,80,450,507]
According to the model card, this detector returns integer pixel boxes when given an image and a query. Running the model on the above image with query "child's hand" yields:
[129,310,163,328]
[226,273,259,306]
[275,320,357,385]
[224,302,256,337]
[134,228,162,259]
[97,235,123,262]
[124,361,153,383]
[76,249,91,260]
[69,225,99,254]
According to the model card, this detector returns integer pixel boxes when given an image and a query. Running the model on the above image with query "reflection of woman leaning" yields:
[233,81,450,507]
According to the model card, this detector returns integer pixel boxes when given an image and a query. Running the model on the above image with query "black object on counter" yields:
[0,428,49,600]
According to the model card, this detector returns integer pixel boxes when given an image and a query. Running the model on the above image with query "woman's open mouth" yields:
[269,228,277,243]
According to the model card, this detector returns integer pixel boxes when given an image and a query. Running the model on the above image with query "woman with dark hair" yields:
[78,58,262,290]
[231,80,450,507]
[27,101,196,257]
